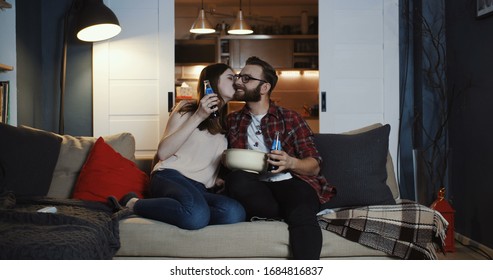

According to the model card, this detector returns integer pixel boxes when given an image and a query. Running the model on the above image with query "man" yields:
[225,56,336,260]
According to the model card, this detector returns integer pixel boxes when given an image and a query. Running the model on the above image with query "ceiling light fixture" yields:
[228,0,253,35]
[75,0,121,42]
[190,0,215,34]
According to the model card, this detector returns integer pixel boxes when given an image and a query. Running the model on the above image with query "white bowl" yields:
[223,148,267,174]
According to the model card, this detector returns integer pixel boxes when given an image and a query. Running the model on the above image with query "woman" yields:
[112,63,245,230]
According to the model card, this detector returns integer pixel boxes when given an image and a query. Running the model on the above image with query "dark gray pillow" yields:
[0,123,62,197]
[316,124,395,208]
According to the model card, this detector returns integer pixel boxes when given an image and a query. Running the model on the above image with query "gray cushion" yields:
[0,124,62,196]
[316,124,396,208]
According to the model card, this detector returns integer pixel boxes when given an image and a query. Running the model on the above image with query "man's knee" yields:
[285,204,319,226]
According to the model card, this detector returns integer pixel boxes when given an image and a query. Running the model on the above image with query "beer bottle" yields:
[268,131,281,171]
[204,80,218,118]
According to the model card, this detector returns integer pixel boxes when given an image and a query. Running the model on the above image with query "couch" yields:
[0,122,447,259]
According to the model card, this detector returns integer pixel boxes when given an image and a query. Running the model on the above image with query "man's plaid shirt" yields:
[226,102,336,204]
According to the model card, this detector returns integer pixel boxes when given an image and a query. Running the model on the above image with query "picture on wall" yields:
[477,0,493,18]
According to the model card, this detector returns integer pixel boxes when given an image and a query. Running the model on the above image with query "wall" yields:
[318,0,400,172]
[16,0,92,135]
[15,0,39,128]
[93,0,175,159]
[446,0,493,250]
[0,0,17,126]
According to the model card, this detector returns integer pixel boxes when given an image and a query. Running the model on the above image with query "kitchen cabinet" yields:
[175,39,218,65]
[219,35,318,70]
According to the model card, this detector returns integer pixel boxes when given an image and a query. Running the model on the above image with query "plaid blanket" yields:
[318,199,448,259]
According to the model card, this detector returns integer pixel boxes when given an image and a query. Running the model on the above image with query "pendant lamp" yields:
[75,0,121,42]
[190,0,215,34]
[228,0,253,35]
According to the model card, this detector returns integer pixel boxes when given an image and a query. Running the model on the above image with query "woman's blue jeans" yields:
[133,169,246,230]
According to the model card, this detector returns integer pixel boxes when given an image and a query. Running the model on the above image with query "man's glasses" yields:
[233,74,268,84]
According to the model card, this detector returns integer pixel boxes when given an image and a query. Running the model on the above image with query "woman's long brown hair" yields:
[179,63,233,135]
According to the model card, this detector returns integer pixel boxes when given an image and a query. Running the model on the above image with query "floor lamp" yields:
[59,0,121,134]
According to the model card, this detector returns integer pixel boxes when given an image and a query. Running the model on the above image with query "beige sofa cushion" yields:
[47,133,136,199]
[116,217,391,259]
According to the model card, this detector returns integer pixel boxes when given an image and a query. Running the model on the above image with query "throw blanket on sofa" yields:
[0,193,126,259]
[318,199,448,259]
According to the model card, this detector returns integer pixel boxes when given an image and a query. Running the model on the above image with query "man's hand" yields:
[267,150,320,176]
[267,150,293,173]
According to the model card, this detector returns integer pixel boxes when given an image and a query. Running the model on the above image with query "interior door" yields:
[318,0,399,165]
[93,0,174,159]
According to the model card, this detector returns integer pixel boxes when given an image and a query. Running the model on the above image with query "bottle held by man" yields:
[268,131,281,171]
[204,80,218,118]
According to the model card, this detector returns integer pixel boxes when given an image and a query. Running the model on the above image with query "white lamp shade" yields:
[77,23,121,42]
[228,10,253,35]
[75,0,121,42]
[190,9,216,34]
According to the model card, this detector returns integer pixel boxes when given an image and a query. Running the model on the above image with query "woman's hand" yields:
[215,177,225,187]
[196,93,220,119]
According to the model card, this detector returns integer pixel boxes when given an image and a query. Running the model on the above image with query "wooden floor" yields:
[437,240,492,260]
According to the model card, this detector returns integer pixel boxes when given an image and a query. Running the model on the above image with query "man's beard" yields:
[233,84,262,102]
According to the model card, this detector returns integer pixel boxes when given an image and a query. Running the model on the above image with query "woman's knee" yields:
[209,195,246,224]
[176,207,210,230]
[223,199,246,223]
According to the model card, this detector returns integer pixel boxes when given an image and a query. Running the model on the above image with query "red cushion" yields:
[73,137,149,203]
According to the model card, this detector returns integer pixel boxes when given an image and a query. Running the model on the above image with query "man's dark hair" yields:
[245,56,278,93]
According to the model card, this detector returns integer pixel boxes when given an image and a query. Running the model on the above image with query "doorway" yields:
[174,0,320,132]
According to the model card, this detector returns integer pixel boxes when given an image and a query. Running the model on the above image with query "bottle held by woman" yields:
[204,80,218,118]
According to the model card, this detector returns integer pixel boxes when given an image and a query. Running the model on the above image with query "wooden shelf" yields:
[0,1,12,9]
[0,63,13,71]
[293,52,318,57]
[220,34,318,40]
